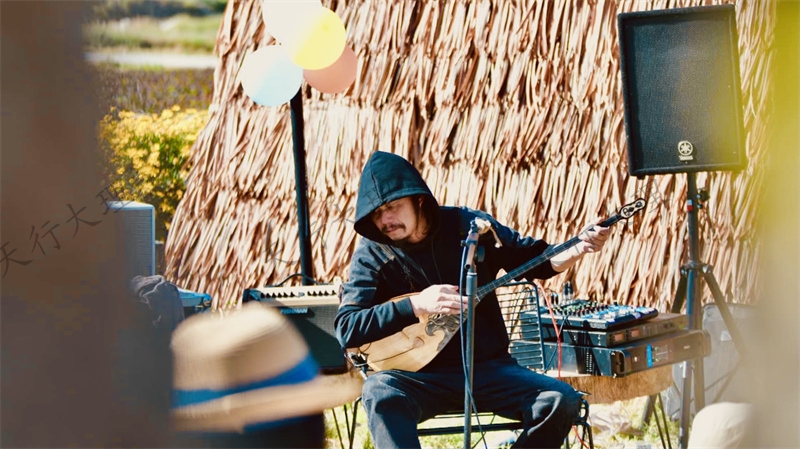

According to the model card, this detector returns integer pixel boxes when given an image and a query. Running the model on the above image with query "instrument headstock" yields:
[619,198,647,219]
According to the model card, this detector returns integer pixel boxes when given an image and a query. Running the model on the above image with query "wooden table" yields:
[547,365,674,404]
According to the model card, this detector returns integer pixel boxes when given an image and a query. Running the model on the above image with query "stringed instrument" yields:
[348,199,647,373]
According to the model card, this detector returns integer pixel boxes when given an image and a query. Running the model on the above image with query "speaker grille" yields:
[108,201,156,282]
[618,5,746,176]
[282,303,347,374]
[263,299,347,374]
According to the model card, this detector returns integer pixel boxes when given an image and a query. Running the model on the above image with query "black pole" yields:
[289,90,314,286]
[461,225,482,449]
[678,172,705,449]
[464,267,477,449]
[671,172,750,448]
[687,173,706,416]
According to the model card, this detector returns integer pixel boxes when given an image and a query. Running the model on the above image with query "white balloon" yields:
[261,0,322,44]
[239,45,303,107]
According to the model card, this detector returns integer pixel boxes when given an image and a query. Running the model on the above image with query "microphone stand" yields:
[462,223,481,449]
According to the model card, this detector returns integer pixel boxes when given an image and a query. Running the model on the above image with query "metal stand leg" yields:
[656,393,674,449]
[641,393,673,449]
[700,266,749,360]
[670,173,749,449]
[674,263,703,449]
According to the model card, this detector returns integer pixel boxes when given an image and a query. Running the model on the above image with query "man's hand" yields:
[408,284,468,317]
[550,218,611,272]
[574,218,610,254]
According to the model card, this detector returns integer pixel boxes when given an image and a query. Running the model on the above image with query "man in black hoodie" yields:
[335,151,609,448]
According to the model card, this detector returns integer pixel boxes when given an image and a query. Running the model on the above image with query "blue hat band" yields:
[172,354,319,408]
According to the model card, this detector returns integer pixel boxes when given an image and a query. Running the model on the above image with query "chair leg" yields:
[583,398,595,449]
[329,405,345,449]
[346,397,361,449]
[564,397,594,449]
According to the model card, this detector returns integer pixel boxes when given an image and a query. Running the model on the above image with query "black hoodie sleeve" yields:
[334,239,419,349]
[468,209,560,281]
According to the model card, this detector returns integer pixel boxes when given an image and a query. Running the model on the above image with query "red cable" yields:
[540,287,562,377]
[572,425,590,448]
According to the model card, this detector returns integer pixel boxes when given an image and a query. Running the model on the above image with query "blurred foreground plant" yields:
[99,105,208,241]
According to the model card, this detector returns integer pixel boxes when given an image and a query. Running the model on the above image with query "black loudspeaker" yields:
[242,287,348,374]
[617,5,747,176]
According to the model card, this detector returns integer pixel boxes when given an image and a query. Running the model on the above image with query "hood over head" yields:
[353,151,440,244]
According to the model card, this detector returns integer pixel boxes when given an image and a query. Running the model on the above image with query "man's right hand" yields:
[408,284,468,317]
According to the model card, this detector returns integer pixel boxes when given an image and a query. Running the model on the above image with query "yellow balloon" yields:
[286,7,346,71]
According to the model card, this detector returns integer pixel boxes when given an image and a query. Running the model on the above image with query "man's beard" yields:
[392,227,430,250]
[383,225,414,248]
[380,224,404,235]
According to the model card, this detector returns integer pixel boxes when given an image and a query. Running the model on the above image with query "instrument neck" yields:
[475,211,624,302]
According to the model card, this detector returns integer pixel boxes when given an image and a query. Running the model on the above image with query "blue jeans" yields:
[360,357,581,449]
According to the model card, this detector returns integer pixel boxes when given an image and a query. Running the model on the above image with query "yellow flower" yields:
[98,105,209,239]
[147,150,160,168]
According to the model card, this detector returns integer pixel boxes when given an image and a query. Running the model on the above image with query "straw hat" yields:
[171,302,362,433]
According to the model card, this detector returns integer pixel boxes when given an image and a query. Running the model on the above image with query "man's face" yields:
[370,196,425,244]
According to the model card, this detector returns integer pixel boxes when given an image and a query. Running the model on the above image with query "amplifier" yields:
[511,329,711,377]
[242,281,346,374]
[527,313,689,347]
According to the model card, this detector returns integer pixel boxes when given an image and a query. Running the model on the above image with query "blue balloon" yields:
[239,45,303,107]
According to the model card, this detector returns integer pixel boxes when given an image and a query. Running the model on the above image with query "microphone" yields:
[472,218,503,248]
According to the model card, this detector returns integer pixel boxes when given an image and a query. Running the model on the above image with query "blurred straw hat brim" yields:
[171,302,362,433]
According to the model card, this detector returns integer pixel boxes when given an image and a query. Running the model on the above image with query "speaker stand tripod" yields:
[670,172,750,449]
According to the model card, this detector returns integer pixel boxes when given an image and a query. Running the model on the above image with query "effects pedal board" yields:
[535,328,712,377]
[533,313,689,347]
[526,299,659,331]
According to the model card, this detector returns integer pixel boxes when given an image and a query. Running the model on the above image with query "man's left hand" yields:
[575,219,610,254]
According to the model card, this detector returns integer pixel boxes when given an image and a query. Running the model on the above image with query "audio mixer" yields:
[522,299,659,331]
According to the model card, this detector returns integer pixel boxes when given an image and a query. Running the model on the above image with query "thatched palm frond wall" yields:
[165,0,776,311]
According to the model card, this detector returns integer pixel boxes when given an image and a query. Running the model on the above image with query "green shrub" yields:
[98,106,208,241]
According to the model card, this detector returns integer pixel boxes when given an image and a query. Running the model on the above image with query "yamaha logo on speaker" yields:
[678,141,695,162]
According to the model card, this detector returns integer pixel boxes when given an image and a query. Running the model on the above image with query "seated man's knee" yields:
[534,388,582,421]
[361,372,400,402]
[556,389,582,418]
[361,372,416,412]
